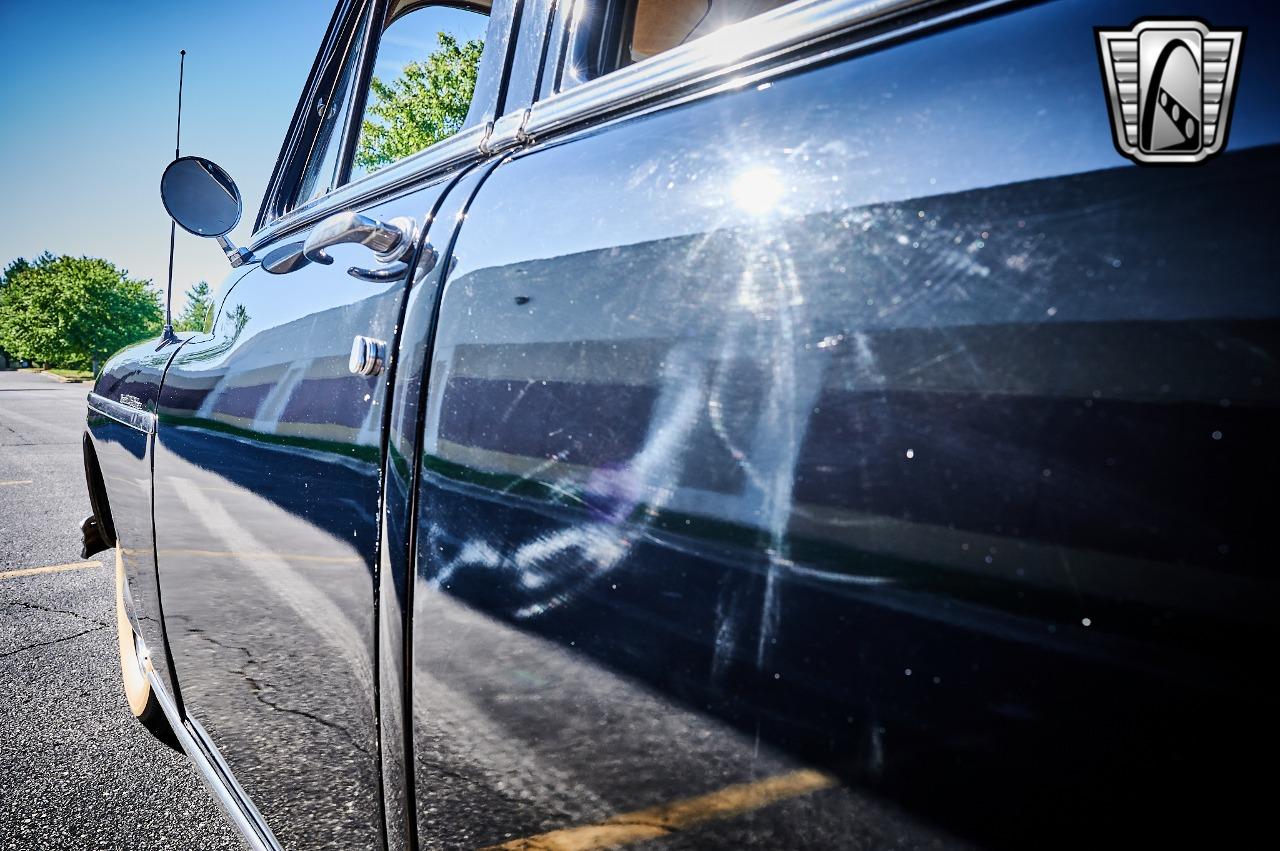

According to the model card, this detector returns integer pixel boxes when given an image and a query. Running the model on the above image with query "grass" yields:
[48,368,93,380]
[18,367,95,381]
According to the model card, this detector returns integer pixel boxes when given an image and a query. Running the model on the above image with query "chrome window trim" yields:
[256,0,367,231]
[527,0,939,140]
[537,0,574,100]
[252,0,528,250]
[502,0,560,114]
[251,124,489,251]
[87,392,156,435]
[252,0,950,250]
[334,0,385,201]
[463,0,525,130]
[253,0,956,249]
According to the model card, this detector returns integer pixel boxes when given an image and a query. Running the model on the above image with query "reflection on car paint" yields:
[148,178,458,850]
[406,0,1280,846]
[80,0,1280,847]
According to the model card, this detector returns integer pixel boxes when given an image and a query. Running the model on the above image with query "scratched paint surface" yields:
[407,0,1280,847]
[65,0,1280,847]
[140,168,460,851]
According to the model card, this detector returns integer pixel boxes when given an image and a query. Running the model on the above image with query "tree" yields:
[355,32,484,171]
[0,254,162,373]
[1,256,31,288]
[174,280,214,332]
[0,257,28,367]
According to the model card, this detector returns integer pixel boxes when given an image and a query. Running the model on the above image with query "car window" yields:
[351,1,491,181]
[560,0,798,90]
[627,0,792,62]
[292,1,492,208]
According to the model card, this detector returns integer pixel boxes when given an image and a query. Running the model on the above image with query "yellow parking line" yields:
[0,561,101,581]
[157,548,362,564]
[483,769,837,851]
[0,480,34,486]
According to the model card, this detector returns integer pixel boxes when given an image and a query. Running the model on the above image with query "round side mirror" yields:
[160,156,243,238]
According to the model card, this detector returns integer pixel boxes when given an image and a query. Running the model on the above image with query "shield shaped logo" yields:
[1096,20,1245,164]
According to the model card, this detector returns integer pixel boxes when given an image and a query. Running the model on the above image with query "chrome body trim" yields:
[87,392,156,435]
[250,124,488,252]
[144,664,282,851]
[185,717,282,851]
[483,108,531,154]
[527,0,936,139]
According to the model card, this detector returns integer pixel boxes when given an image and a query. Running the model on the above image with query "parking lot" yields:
[0,369,239,850]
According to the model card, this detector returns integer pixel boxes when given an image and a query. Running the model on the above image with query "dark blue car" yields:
[82,0,1280,847]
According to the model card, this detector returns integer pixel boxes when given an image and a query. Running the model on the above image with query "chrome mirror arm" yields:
[215,235,255,268]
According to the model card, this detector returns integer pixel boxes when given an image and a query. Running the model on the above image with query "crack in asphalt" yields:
[0,598,111,629]
[181,626,372,756]
[0,624,107,659]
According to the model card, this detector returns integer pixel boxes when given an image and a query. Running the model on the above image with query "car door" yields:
[149,1,527,848]
[399,0,1280,847]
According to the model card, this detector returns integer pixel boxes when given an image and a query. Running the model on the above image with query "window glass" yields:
[627,0,794,62]
[290,2,491,211]
[350,2,490,181]
[561,0,798,90]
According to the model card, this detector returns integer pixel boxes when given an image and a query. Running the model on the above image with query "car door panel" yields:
[372,159,507,851]
[406,0,1280,847]
[152,174,468,850]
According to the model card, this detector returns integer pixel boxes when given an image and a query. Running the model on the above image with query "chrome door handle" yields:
[346,261,409,282]
[346,241,438,283]
[302,211,417,267]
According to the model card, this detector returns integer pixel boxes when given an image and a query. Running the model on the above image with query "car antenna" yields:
[158,49,186,348]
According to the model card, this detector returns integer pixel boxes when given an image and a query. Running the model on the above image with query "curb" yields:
[17,368,87,384]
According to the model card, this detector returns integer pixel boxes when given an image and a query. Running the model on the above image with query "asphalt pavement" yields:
[0,369,240,850]
[0,368,968,850]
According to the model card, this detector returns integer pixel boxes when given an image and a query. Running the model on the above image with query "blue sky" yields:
[0,0,483,300]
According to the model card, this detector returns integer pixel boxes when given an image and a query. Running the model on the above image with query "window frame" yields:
[540,0,632,96]
[291,4,378,210]
[256,0,372,230]
[528,0,954,138]
[252,0,534,246]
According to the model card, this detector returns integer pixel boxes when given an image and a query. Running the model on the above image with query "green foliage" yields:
[0,253,162,371]
[355,32,483,171]
[2,257,31,287]
[174,280,214,332]
[0,258,25,365]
